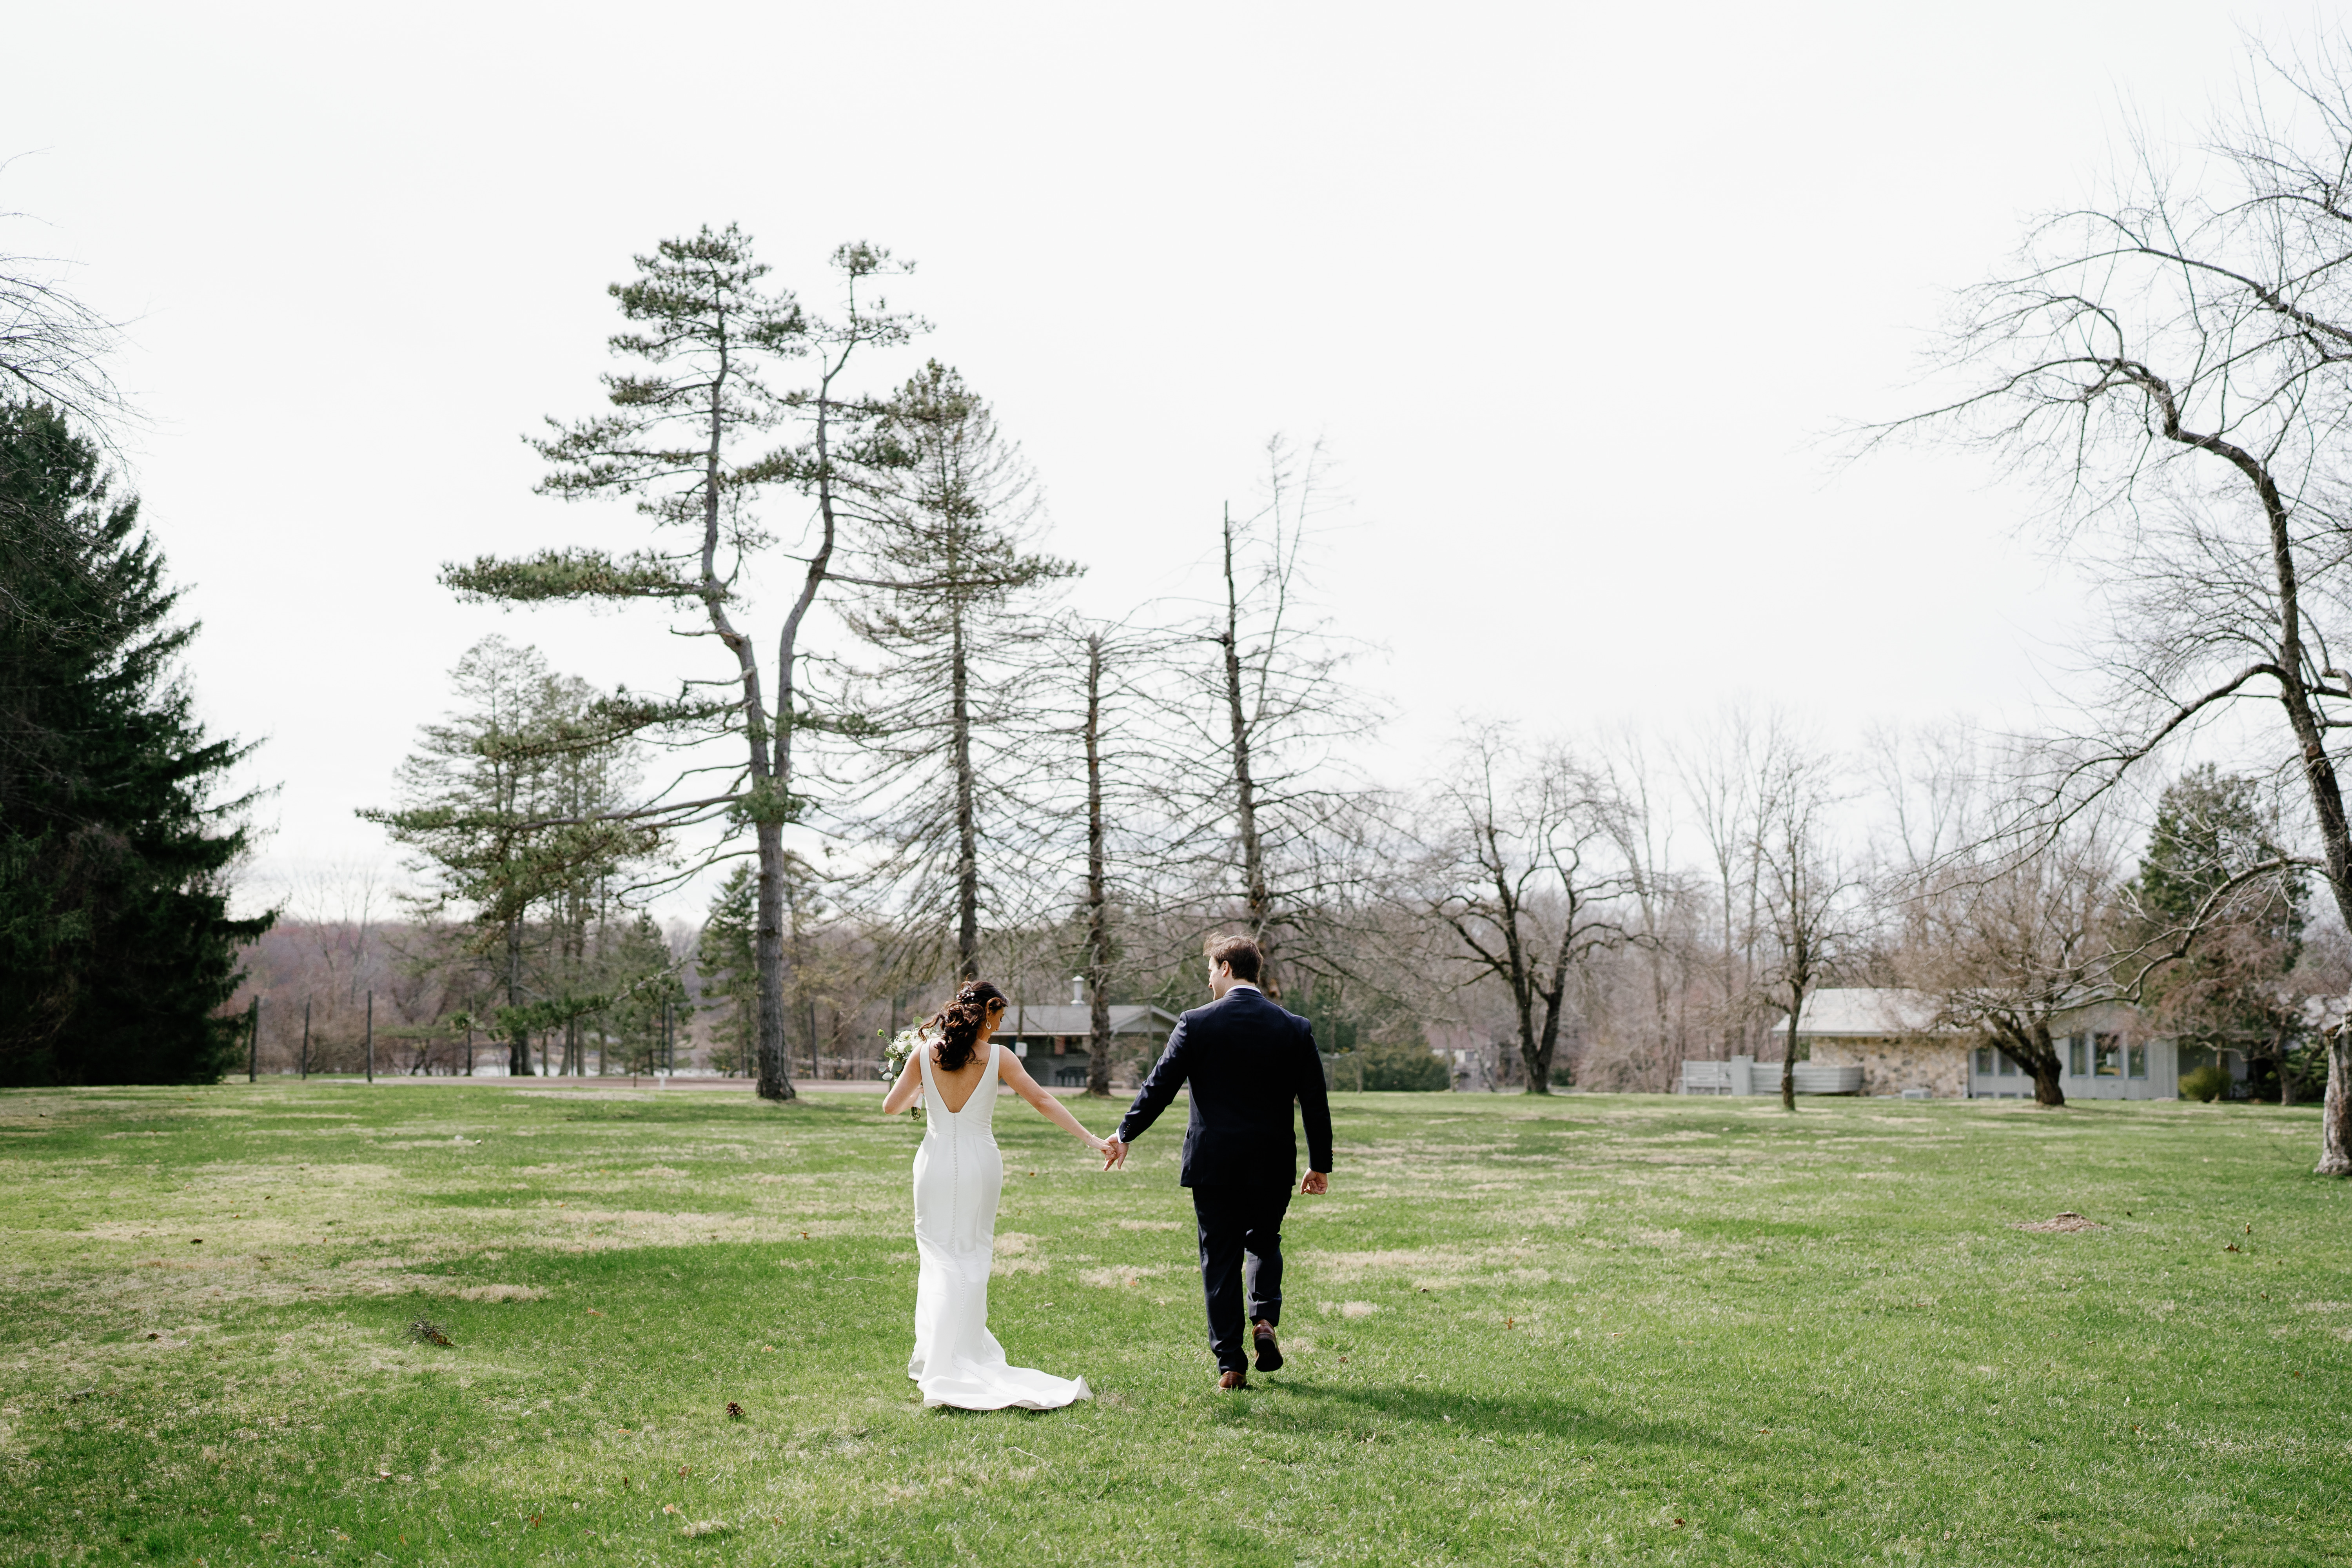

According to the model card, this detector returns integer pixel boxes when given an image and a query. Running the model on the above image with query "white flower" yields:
[884,1027,928,1121]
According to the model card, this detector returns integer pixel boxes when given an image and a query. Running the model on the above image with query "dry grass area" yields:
[0,1080,2346,1565]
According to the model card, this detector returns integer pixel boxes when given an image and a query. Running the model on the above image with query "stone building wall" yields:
[1806,1037,1969,1098]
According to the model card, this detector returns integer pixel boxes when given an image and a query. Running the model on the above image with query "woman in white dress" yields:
[880,980,1108,1410]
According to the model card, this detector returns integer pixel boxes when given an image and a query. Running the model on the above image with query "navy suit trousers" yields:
[1192,1182,1292,1373]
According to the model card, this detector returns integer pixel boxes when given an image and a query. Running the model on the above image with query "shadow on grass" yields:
[1263,1380,1694,1446]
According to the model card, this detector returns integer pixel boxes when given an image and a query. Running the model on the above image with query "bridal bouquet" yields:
[884,1027,927,1122]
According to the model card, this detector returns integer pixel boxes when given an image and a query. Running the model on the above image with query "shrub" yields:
[2180,1063,2231,1103]
[1350,1036,1452,1093]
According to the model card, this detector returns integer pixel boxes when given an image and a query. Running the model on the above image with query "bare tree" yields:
[1882,41,2352,1169]
[1160,437,1377,999]
[1751,729,1854,1112]
[1052,616,1172,1095]
[1672,708,1771,1063]
[1602,731,1695,1087]
[0,204,125,433]
[1901,818,2125,1109]
[1423,726,1632,1094]
[1080,629,1116,1092]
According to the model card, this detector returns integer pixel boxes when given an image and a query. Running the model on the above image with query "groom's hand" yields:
[1301,1171,1328,1195]
[1101,1135,1127,1170]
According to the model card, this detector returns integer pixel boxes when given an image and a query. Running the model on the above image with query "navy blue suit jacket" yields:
[1115,986,1335,1188]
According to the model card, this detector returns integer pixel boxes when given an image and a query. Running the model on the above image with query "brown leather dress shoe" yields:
[1252,1319,1283,1372]
[1218,1369,1248,1391]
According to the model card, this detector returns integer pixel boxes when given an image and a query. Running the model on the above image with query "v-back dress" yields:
[907,1039,1091,1410]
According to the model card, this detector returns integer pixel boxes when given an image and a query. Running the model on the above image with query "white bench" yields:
[1680,1060,1736,1094]
[1679,1058,1864,1096]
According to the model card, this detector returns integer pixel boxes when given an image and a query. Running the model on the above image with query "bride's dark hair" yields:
[925,981,1007,1073]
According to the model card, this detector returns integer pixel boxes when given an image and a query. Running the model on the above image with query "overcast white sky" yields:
[4,1,2326,920]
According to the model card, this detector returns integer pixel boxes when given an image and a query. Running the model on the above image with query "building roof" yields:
[998,1003,1178,1038]
[1769,987,1963,1038]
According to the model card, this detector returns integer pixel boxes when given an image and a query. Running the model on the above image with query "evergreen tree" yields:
[362,637,657,1074]
[843,362,1075,982]
[445,227,918,1103]
[697,853,827,1075]
[596,912,688,1074]
[697,864,757,1075]
[2131,765,2312,1100]
[0,400,269,1084]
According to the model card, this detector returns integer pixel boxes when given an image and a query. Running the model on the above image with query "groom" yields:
[1103,935,1334,1390]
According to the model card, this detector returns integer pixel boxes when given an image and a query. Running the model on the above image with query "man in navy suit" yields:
[1103,934,1334,1390]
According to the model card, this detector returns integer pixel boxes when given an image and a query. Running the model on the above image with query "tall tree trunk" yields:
[2154,413,2345,1165]
[1526,993,1560,1094]
[505,913,530,1076]
[1519,893,1577,1097]
[1720,868,1738,1062]
[1780,984,1803,1113]
[951,598,979,982]
[2321,1025,2352,1177]
[806,978,820,1080]
[753,819,792,1098]
[679,323,794,1105]
[1220,508,1274,996]
[2028,1021,2066,1107]
[1992,1019,2067,1107]
[1083,634,1113,1096]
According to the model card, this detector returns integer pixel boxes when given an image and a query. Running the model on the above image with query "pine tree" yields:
[362,637,658,1074]
[596,912,687,1074]
[697,854,826,1075]
[697,864,757,1075]
[0,400,269,1084]
[843,362,1075,982]
[443,227,919,1102]
[2131,766,2310,1099]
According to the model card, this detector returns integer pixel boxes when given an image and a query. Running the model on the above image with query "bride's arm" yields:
[999,1051,1108,1150]
[881,1055,924,1116]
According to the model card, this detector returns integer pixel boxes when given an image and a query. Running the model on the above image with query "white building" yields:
[1685,987,2183,1100]
[996,998,1181,1087]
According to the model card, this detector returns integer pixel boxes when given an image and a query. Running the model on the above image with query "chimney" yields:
[1070,975,1085,1006]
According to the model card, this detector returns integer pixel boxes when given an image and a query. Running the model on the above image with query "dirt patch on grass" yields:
[991,1233,1049,1275]
[1312,1247,1474,1282]
[2013,1212,2105,1233]
[1079,1265,1166,1288]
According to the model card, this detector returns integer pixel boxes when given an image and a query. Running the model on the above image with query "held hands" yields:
[1100,1134,1128,1171]
[1301,1171,1328,1195]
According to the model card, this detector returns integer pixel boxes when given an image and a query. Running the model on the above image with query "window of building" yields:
[2094,1033,2122,1076]
[1997,1049,2017,1077]
[2127,1042,2147,1079]
[2068,1034,2088,1076]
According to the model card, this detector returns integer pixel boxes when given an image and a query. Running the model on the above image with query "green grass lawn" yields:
[0,1080,2345,1566]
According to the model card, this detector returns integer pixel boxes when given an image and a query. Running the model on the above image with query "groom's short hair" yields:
[1204,934,1261,982]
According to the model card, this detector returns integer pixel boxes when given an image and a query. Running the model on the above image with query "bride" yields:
[880,980,1107,1410]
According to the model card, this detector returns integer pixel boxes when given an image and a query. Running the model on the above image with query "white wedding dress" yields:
[907,1040,1091,1410]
